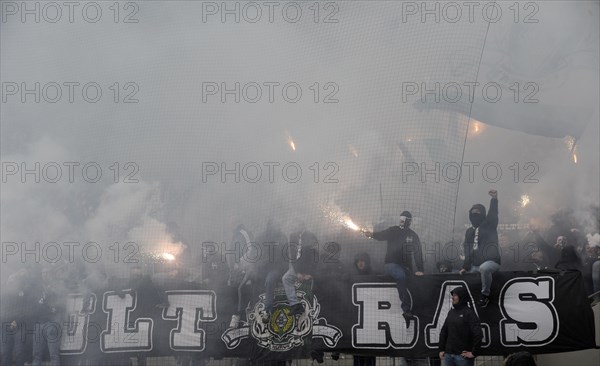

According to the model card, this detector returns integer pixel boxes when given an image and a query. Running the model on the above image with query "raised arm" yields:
[486,190,498,229]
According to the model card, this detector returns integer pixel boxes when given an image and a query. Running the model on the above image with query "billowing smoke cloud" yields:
[1,1,598,285]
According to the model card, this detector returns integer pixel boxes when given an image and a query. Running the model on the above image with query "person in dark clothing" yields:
[460,190,500,308]
[32,265,66,366]
[116,265,169,308]
[555,245,582,271]
[228,224,256,328]
[201,243,230,290]
[256,219,289,323]
[354,252,373,275]
[283,225,319,316]
[439,286,483,366]
[1,268,37,366]
[364,211,424,320]
[351,252,377,366]
[503,351,537,366]
[582,238,600,294]
[522,226,554,270]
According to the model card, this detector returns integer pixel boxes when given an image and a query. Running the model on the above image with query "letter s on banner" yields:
[499,276,559,347]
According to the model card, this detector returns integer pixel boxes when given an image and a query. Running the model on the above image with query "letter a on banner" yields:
[424,280,490,348]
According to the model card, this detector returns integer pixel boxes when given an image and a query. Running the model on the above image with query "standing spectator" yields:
[364,211,424,321]
[201,242,230,290]
[283,224,320,316]
[352,252,377,366]
[439,286,483,366]
[255,219,288,323]
[555,245,582,271]
[1,268,36,366]
[583,233,600,295]
[228,224,256,328]
[32,265,65,366]
[460,190,500,308]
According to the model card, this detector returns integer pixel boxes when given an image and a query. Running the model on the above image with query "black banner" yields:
[58,271,595,361]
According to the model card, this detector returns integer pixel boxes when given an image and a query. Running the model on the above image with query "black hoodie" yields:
[354,252,373,275]
[462,198,500,269]
[372,226,424,272]
[439,287,483,356]
[255,221,289,273]
[288,230,319,276]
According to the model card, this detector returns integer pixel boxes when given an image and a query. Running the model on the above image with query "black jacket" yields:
[255,224,289,273]
[230,225,254,265]
[462,198,500,269]
[289,230,319,276]
[372,226,424,272]
[555,245,582,271]
[439,287,483,356]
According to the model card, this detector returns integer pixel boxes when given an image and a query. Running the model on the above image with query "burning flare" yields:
[162,252,176,261]
[468,119,485,137]
[520,194,530,208]
[565,136,578,163]
[320,202,368,232]
[344,217,360,231]
[288,137,296,151]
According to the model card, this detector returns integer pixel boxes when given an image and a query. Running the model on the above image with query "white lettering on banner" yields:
[352,283,418,349]
[162,291,217,351]
[101,290,153,352]
[424,280,490,348]
[60,294,96,354]
[499,277,559,346]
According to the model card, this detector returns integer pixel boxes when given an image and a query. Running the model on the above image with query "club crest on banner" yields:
[221,286,342,351]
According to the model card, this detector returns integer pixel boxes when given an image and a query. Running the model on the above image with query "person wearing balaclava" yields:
[439,286,483,366]
[459,190,500,308]
[364,210,424,322]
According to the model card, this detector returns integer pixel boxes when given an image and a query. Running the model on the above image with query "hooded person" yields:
[439,286,483,366]
[460,190,500,308]
[364,210,424,322]
[354,252,373,275]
